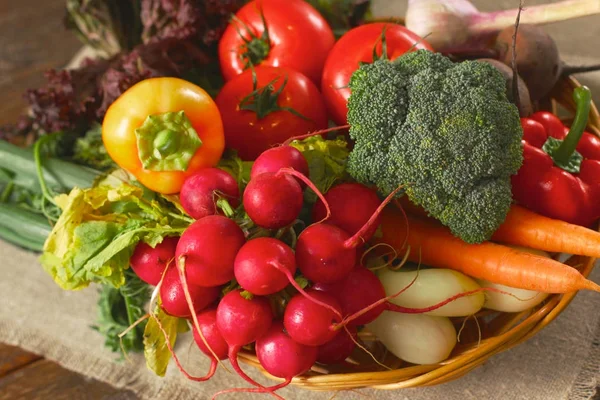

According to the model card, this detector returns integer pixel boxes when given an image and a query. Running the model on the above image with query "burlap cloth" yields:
[1,1,600,399]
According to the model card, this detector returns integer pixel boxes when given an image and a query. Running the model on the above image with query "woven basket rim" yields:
[237,75,600,391]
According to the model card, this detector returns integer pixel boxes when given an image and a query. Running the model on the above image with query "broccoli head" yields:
[346,50,523,244]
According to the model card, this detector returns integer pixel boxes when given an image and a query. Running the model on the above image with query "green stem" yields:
[553,86,592,165]
[165,211,194,224]
[135,111,202,172]
[216,198,235,218]
[122,290,136,333]
[0,180,14,203]
[0,140,100,194]
[33,135,58,206]
[135,197,193,225]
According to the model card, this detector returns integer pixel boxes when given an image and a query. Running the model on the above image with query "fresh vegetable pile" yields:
[3,0,600,396]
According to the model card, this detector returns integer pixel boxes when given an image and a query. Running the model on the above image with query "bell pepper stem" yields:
[552,86,592,165]
[135,111,202,172]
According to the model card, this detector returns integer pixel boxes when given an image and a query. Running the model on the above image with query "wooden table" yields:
[0,0,135,397]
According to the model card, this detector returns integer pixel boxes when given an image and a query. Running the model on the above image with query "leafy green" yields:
[290,135,351,203]
[305,0,371,36]
[143,305,188,377]
[65,0,142,57]
[40,176,190,290]
[73,124,117,172]
[92,269,150,355]
[217,149,254,192]
[295,275,309,290]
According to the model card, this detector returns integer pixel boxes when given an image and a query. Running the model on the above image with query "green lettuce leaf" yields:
[290,135,350,203]
[143,306,187,377]
[40,180,189,290]
[217,149,253,192]
[93,269,150,356]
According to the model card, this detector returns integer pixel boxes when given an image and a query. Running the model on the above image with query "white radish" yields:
[367,311,456,365]
[379,267,484,317]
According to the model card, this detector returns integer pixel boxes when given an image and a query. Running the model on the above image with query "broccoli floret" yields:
[347,50,523,244]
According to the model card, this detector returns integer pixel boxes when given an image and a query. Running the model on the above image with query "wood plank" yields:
[0,0,82,126]
[0,343,42,378]
[0,358,138,400]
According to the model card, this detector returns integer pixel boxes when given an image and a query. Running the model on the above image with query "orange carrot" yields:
[379,206,600,294]
[492,205,600,258]
[395,197,600,259]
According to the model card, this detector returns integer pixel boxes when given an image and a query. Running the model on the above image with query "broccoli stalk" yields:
[346,50,523,244]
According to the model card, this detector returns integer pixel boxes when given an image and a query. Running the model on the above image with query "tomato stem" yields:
[239,70,310,121]
[231,7,271,70]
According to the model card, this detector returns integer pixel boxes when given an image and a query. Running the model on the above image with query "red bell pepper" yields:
[512,86,600,226]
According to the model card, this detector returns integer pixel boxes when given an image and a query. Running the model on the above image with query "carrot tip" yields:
[585,279,600,293]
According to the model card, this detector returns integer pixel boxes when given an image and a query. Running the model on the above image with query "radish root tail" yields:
[226,347,288,400]
[332,264,420,330]
[271,261,343,320]
[148,311,217,382]
[345,185,404,249]
[277,167,331,222]
[344,325,391,371]
[177,256,229,373]
[211,378,291,400]
[282,125,350,146]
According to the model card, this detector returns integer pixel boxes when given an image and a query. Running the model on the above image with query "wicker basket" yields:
[237,76,600,391]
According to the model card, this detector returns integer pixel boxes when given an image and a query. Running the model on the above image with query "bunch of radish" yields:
[128,143,495,396]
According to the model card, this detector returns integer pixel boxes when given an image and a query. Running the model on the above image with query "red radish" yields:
[234,237,296,295]
[243,172,304,229]
[176,215,246,287]
[256,321,318,381]
[317,325,357,365]
[180,168,240,220]
[296,223,357,283]
[243,168,330,229]
[251,146,309,187]
[296,187,403,283]
[312,183,382,240]
[160,266,220,318]
[216,290,276,390]
[192,308,229,361]
[234,237,344,318]
[283,290,342,346]
[214,321,312,399]
[329,267,389,326]
[188,308,228,382]
[130,236,178,285]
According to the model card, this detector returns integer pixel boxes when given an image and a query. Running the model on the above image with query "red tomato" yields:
[218,0,335,85]
[216,66,328,161]
[321,23,434,126]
